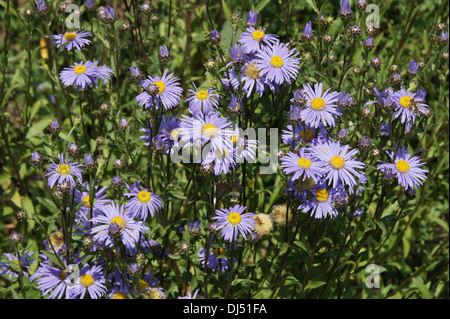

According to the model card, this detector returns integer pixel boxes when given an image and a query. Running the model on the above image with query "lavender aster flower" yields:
[123,181,163,220]
[90,203,147,253]
[312,140,365,191]
[407,59,420,76]
[301,21,314,41]
[71,264,106,299]
[228,44,248,66]
[74,182,110,212]
[245,9,258,28]
[46,153,83,189]
[238,26,278,54]
[0,250,34,281]
[136,69,183,110]
[59,61,114,90]
[338,0,353,18]
[389,88,429,123]
[212,205,256,242]
[377,147,428,190]
[280,148,324,182]
[300,83,341,128]
[255,41,300,85]
[185,83,220,114]
[299,184,344,219]
[51,30,92,52]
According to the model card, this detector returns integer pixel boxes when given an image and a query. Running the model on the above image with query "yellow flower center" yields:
[110,216,127,229]
[399,96,412,108]
[147,288,164,299]
[137,190,152,204]
[214,248,225,256]
[316,189,329,203]
[80,274,94,288]
[60,270,67,280]
[297,157,311,169]
[139,280,150,291]
[252,30,265,41]
[74,65,87,75]
[154,81,165,94]
[170,129,180,141]
[270,56,284,68]
[111,292,128,299]
[330,156,345,169]
[82,195,90,207]
[299,129,315,141]
[201,123,218,138]
[64,32,77,41]
[244,63,261,79]
[310,98,326,111]
[57,164,71,176]
[395,160,410,173]
[227,212,241,225]
[232,135,239,144]
[196,89,209,101]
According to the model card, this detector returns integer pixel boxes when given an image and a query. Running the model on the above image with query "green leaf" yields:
[305,0,319,14]
[305,281,326,290]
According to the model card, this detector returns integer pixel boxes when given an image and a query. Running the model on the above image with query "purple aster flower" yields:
[281,123,319,148]
[158,45,170,61]
[245,9,258,28]
[31,151,43,165]
[337,91,355,109]
[123,181,163,220]
[202,146,236,176]
[437,30,448,44]
[238,26,278,54]
[228,93,243,114]
[51,30,92,52]
[103,5,115,22]
[255,41,300,85]
[185,83,220,114]
[338,0,353,18]
[389,88,429,123]
[209,29,221,43]
[299,183,344,219]
[232,129,258,163]
[301,21,314,41]
[46,153,83,189]
[300,83,341,128]
[280,148,324,182]
[407,59,420,76]
[85,0,95,10]
[36,0,49,15]
[198,246,234,273]
[71,264,106,299]
[363,36,375,50]
[312,140,365,192]
[377,147,428,190]
[136,69,183,110]
[179,110,234,153]
[0,250,34,281]
[137,268,160,293]
[59,61,114,90]
[74,182,110,212]
[90,203,148,253]
[380,122,391,138]
[212,205,256,242]
[129,66,143,81]
[228,44,248,66]
[337,128,349,141]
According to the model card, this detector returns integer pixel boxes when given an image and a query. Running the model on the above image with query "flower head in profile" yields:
[255,41,300,85]
[213,205,256,242]
[300,83,341,128]
[0,250,34,281]
[377,146,428,190]
[46,153,83,189]
[123,181,163,221]
[74,182,110,212]
[136,69,183,110]
[90,203,147,253]
[59,61,114,90]
[178,289,201,299]
[51,30,92,51]
[185,83,220,114]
